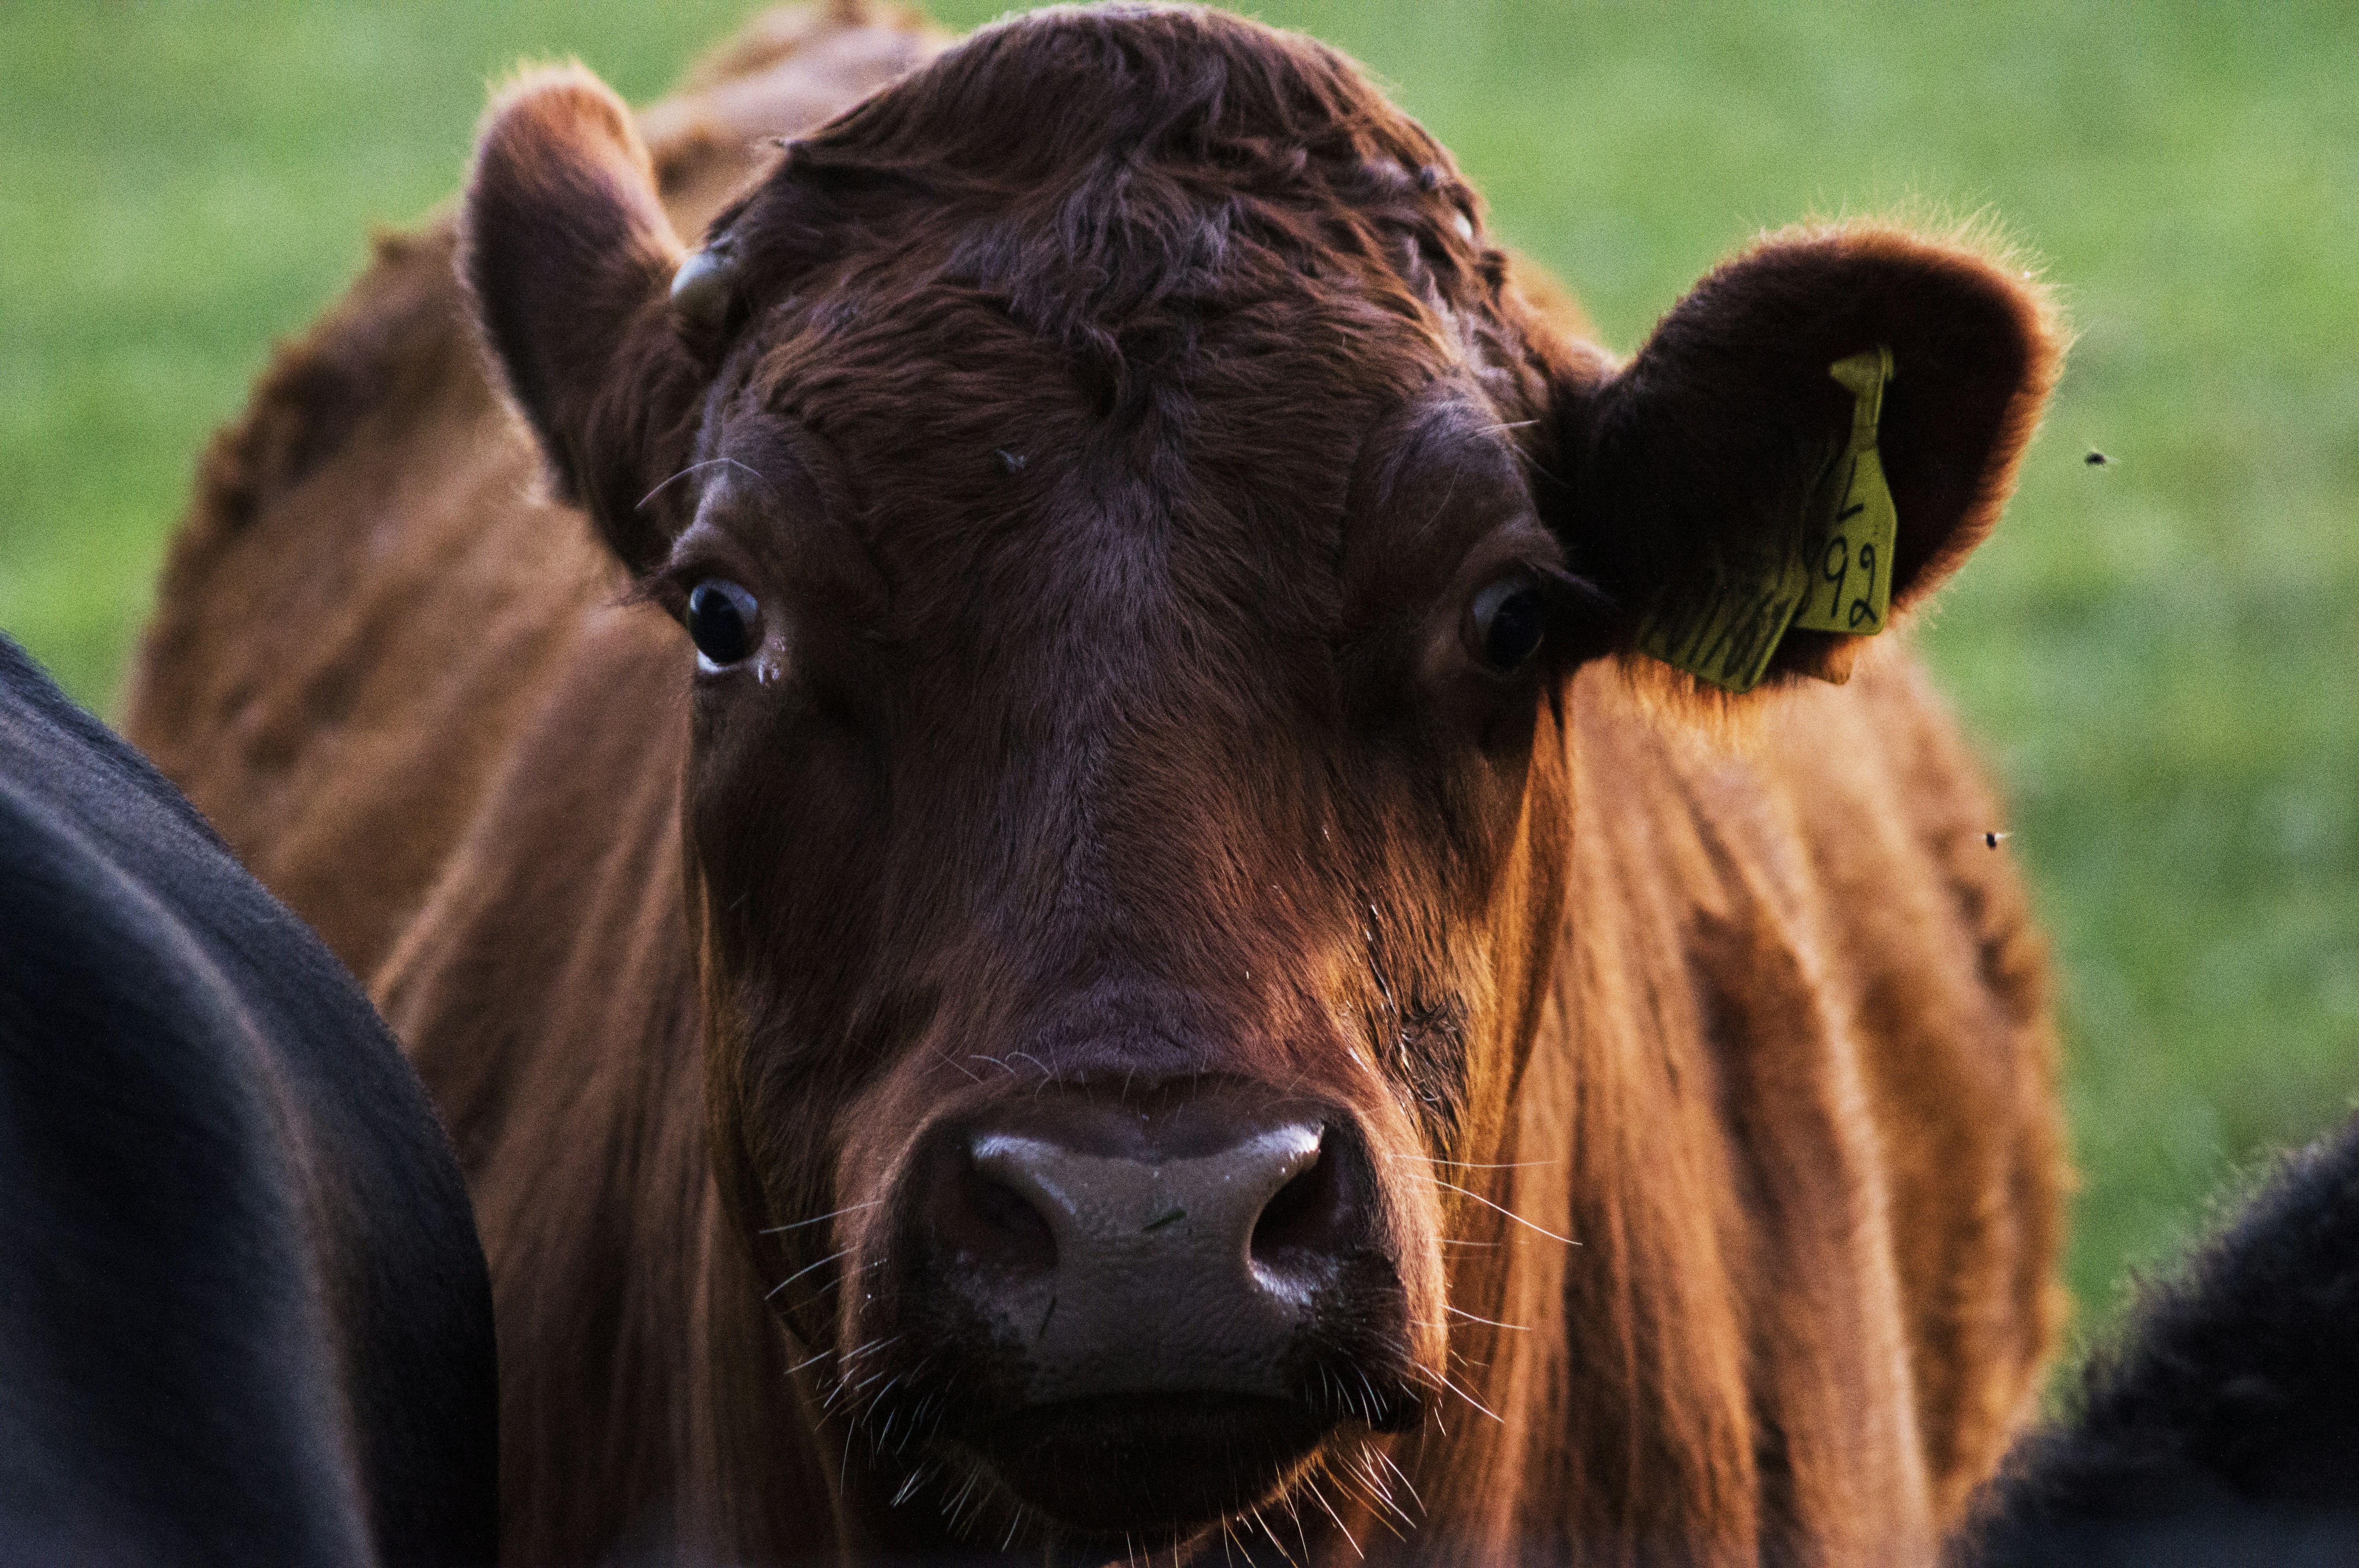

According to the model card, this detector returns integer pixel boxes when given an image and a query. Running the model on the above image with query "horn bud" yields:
[669,241,738,333]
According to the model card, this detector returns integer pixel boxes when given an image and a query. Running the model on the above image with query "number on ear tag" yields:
[1788,346,1897,636]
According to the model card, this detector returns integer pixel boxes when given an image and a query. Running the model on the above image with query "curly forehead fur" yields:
[703,4,1522,411]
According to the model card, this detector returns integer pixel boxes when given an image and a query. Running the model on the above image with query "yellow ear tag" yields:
[1788,346,1897,636]
[1634,543,1812,694]
[1634,345,1899,693]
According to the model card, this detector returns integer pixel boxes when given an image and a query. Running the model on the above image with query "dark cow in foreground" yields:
[0,636,497,1566]
[1957,1111,2359,1568]
[129,4,2068,1564]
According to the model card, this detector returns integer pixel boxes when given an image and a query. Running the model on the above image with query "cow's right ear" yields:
[459,65,711,575]
[1541,222,2061,697]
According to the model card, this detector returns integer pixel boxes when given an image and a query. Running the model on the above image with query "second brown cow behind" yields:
[130,5,2065,1564]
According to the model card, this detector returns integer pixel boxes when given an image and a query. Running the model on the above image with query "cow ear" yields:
[1550,222,2061,695]
[459,65,710,575]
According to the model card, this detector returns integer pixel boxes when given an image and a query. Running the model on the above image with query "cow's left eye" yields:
[1470,578,1545,671]
[686,579,760,667]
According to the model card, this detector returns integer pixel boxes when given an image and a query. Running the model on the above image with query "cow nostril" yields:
[1250,1140,1342,1268]
[940,1160,1057,1276]
[975,1174,1054,1254]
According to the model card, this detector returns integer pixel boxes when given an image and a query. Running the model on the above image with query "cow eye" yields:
[1470,578,1545,671]
[686,579,760,668]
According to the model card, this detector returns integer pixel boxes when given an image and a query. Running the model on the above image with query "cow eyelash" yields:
[636,551,753,622]
[621,573,691,619]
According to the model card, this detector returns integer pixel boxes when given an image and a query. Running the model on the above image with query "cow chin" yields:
[896,1346,1425,1550]
[831,1300,1428,1548]
[966,1392,1327,1535]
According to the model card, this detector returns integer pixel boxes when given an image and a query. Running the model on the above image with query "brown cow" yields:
[127,4,2065,1564]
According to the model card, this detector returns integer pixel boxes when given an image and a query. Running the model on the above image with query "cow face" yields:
[461,8,2053,1554]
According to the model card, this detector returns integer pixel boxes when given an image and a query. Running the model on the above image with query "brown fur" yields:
[127,5,2063,1564]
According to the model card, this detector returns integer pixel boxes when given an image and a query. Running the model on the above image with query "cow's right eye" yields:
[686,579,760,668]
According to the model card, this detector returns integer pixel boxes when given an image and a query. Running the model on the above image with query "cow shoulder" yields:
[1555,649,2063,1529]
[1770,652,2065,1517]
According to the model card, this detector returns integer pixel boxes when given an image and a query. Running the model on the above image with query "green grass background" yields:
[3,2,2354,1339]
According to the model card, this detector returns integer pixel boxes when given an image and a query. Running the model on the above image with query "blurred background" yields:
[2,1,2353,1349]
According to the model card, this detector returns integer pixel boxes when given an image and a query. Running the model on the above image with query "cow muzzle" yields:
[858,1080,1428,1534]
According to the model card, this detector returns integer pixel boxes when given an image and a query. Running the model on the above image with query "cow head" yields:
[460,7,2054,1556]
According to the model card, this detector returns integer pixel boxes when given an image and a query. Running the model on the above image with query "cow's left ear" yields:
[460,65,711,575]
[1547,222,2061,694]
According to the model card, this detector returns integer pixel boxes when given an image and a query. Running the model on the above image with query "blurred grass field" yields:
[2,1,2354,1335]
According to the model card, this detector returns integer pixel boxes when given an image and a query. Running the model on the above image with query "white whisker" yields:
[765,1247,849,1300]
[1446,1303,1531,1331]
[758,1200,883,1235]
[1412,1173,1580,1246]
[1301,1473,1363,1559]
[634,455,761,512]
[1373,1446,1424,1515]
[1432,1367,1503,1424]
